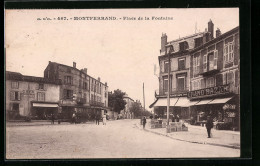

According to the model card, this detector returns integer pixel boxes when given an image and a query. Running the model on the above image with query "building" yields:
[121,94,134,119]
[189,26,240,130]
[6,71,61,120]
[44,61,109,120]
[150,20,240,130]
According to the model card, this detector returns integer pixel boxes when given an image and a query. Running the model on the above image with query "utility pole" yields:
[166,45,172,133]
[143,82,145,114]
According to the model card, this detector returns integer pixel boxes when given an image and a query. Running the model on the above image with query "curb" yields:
[134,124,240,150]
[6,122,95,127]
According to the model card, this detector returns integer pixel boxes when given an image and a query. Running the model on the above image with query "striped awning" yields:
[207,97,233,104]
[33,103,58,108]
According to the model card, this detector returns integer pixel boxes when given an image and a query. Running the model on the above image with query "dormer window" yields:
[195,37,203,48]
[179,41,189,51]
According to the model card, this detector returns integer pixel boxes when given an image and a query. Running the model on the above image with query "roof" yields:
[48,61,108,87]
[6,71,62,85]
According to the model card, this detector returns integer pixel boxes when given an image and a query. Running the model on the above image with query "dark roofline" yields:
[49,61,108,87]
[190,26,239,53]
[6,71,62,85]
[167,32,205,45]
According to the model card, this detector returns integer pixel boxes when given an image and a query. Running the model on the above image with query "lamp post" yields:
[166,45,173,133]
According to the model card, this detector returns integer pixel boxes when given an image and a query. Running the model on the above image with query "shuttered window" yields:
[37,92,45,101]
[203,54,207,72]
[11,82,19,89]
[10,91,20,101]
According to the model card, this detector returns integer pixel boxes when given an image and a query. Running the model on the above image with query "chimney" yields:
[216,28,221,38]
[161,33,167,53]
[73,62,76,68]
[98,77,100,82]
[82,68,87,74]
[105,82,107,86]
[208,19,214,39]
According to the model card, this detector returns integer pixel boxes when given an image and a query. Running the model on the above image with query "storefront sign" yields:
[187,84,230,99]
[170,93,187,97]
[223,104,236,110]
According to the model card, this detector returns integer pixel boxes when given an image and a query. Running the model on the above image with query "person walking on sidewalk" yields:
[95,113,100,125]
[72,112,76,124]
[142,116,147,129]
[51,113,55,124]
[102,113,107,125]
[206,116,213,138]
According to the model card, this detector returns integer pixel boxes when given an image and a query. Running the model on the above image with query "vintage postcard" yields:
[5,8,240,159]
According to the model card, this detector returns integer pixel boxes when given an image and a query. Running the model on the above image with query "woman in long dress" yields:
[102,114,107,125]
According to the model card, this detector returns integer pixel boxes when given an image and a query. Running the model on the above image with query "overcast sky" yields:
[5,8,239,110]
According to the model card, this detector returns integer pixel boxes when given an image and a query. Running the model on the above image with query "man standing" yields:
[51,113,55,124]
[142,116,147,129]
[95,113,100,125]
[206,116,213,138]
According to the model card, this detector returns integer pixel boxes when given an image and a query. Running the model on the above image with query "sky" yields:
[5,8,239,111]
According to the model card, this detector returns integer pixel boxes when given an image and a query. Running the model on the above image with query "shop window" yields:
[178,58,185,70]
[10,91,20,101]
[206,77,215,88]
[37,92,45,101]
[224,42,234,64]
[11,81,19,89]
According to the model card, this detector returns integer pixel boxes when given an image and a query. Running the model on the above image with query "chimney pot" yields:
[98,77,100,81]
[216,28,221,38]
[73,62,76,68]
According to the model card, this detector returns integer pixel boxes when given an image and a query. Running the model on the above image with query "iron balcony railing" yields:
[156,87,189,96]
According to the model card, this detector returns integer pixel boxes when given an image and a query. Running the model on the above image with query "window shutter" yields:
[10,103,13,111]
[214,50,218,69]
[35,83,39,90]
[216,74,223,86]
[43,84,47,91]
[235,70,239,87]
[10,91,15,101]
[64,76,66,84]
[18,92,21,100]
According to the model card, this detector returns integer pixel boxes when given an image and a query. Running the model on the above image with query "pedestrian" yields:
[51,113,55,124]
[206,116,213,138]
[142,116,147,129]
[102,113,107,125]
[95,113,100,125]
[72,112,76,124]
[172,115,175,122]
[176,114,180,122]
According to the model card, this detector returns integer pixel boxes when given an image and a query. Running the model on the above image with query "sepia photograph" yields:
[5,8,240,159]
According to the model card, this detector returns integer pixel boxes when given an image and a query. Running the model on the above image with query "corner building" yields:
[44,61,109,120]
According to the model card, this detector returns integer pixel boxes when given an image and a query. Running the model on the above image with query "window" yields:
[37,92,45,101]
[178,58,185,70]
[177,76,185,91]
[105,92,107,98]
[83,82,88,90]
[227,71,234,84]
[208,53,214,71]
[203,54,207,72]
[192,80,201,90]
[223,73,227,85]
[64,76,72,85]
[224,42,234,64]
[163,76,172,93]
[10,91,20,101]
[164,61,169,73]
[206,77,215,88]
[179,41,189,51]
[194,37,203,48]
[39,83,44,90]
[214,50,218,69]
[67,68,71,73]
[193,56,200,76]
[64,89,73,99]
[11,82,19,89]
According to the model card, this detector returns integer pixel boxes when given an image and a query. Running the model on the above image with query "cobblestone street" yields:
[6,119,240,159]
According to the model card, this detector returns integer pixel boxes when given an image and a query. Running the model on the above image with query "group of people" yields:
[95,113,107,125]
[171,114,180,122]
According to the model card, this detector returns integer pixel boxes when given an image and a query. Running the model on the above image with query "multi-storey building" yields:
[150,20,240,130]
[6,71,61,120]
[121,94,134,119]
[44,61,109,119]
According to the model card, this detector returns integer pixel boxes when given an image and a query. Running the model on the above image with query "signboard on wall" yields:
[187,84,230,99]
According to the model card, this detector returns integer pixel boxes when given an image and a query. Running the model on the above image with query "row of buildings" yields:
[6,61,109,121]
[150,20,240,130]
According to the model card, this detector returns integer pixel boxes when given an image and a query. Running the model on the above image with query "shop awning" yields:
[174,97,199,107]
[207,97,233,104]
[194,99,213,105]
[33,103,58,108]
[150,98,179,107]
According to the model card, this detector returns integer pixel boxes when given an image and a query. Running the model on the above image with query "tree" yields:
[108,89,126,114]
[129,101,142,118]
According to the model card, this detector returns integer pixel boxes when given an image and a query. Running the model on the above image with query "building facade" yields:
[44,61,109,120]
[150,20,240,130]
[121,94,134,119]
[6,71,61,120]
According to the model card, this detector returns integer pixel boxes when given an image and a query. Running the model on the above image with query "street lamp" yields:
[166,45,173,133]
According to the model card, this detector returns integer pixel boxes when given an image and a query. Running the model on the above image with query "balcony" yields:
[199,69,220,77]
[89,100,104,107]
[76,97,86,104]
[155,87,189,97]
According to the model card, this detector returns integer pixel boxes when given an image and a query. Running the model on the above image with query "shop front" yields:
[31,102,59,120]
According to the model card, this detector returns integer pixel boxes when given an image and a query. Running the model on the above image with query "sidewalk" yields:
[6,120,94,127]
[135,121,240,149]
